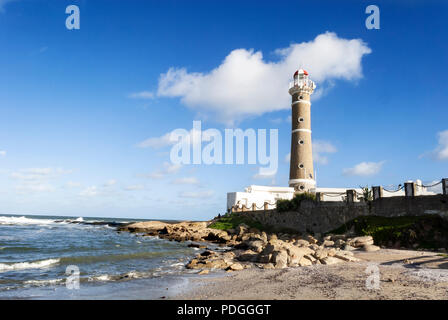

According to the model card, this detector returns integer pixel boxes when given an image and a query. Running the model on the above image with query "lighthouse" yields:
[288,69,316,193]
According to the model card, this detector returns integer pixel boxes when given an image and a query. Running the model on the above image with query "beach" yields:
[174,249,448,300]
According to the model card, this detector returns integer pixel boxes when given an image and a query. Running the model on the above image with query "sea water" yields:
[0,214,205,299]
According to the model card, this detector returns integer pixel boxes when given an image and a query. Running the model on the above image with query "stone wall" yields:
[240,195,448,234]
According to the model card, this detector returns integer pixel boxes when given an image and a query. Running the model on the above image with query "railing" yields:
[289,79,315,90]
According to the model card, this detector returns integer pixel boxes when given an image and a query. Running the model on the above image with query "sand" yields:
[174,249,448,300]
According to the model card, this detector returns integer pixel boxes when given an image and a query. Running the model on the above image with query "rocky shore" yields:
[118,220,380,273]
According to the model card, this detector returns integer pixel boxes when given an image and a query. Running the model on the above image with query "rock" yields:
[323,240,335,247]
[186,259,199,269]
[343,244,357,251]
[272,250,288,269]
[294,239,310,247]
[327,248,337,257]
[262,263,275,269]
[200,250,216,257]
[237,250,259,262]
[298,256,313,266]
[320,256,344,265]
[349,236,374,248]
[261,232,268,242]
[261,243,276,256]
[198,269,209,275]
[268,234,278,241]
[314,249,328,260]
[306,235,318,244]
[334,252,360,262]
[334,239,346,247]
[246,240,265,253]
[228,263,244,271]
[258,254,272,263]
[287,246,314,266]
[362,244,380,252]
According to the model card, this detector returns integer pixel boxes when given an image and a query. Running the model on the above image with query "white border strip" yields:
[292,100,311,106]
[289,179,316,185]
[292,129,311,134]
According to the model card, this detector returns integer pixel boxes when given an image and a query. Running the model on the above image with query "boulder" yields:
[362,244,380,252]
[237,250,259,262]
[294,239,310,247]
[320,256,344,265]
[198,269,209,275]
[228,263,244,271]
[298,256,313,267]
[323,240,335,247]
[272,250,288,269]
[349,236,374,248]
[314,249,328,260]
[287,246,314,266]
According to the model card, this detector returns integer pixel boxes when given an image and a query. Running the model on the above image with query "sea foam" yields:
[0,258,60,273]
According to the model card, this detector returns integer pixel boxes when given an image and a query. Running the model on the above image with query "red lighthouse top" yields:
[294,69,309,77]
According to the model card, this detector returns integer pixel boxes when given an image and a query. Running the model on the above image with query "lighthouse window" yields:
[299,96,303,100]
[298,117,304,122]
[299,164,304,169]
[298,140,304,145]
[299,186,305,190]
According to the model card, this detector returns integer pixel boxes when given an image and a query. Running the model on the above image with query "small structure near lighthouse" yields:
[288,69,316,193]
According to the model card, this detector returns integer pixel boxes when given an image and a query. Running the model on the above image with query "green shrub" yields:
[276,192,316,212]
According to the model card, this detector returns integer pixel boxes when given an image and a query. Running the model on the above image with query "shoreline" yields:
[172,249,448,300]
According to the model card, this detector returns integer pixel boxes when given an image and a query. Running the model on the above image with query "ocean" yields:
[0,214,208,299]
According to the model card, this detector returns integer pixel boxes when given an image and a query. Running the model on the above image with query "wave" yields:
[0,216,56,226]
[0,258,60,273]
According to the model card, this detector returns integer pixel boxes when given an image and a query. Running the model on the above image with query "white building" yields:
[227,180,436,211]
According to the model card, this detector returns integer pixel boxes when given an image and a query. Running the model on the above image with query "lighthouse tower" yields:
[288,69,316,193]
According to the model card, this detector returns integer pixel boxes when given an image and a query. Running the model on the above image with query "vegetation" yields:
[328,215,448,249]
[208,213,264,231]
[360,186,373,201]
[276,192,316,212]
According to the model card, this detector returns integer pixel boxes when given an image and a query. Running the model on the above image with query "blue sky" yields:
[0,0,447,220]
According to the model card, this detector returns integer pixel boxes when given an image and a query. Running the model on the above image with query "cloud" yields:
[171,177,200,185]
[16,183,55,193]
[0,150,5,157]
[103,179,117,187]
[179,190,214,198]
[11,167,72,181]
[124,184,145,191]
[139,162,182,179]
[156,32,371,123]
[0,0,16,13]
[65,181,82,188]
[79,186,98,197]
[137,126,204,149]
[432,130,448,161]
[343,161,385,177]
[313,140,337,165]
[284,140,337,165]
[128,91,155,99]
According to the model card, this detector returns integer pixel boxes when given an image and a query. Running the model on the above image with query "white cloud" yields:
[313,140,337,165]
[156,32,371,123]
[140,162,182,179]
[16,183,55,193]
[128,91,155,99]
[179,190,214,198]
[284,140,337,165]
[11,167,72,181]
[171,177,200,185]
[343,161,385,177]
[432,130,448,160]
[0,150,5,157]
[65,181,82,188]
[103,179,117,187]
[124,184,145,191]
[79,186,98,197]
